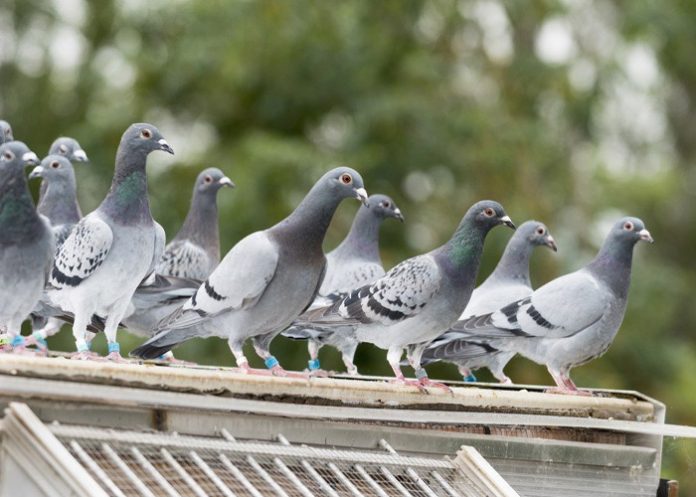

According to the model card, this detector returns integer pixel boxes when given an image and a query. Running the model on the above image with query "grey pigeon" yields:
[293,200,514,390]
[130,167,368,377]
[450,217,652,395]
[38,137,88,213]
[418,220,557,383]
[30,155,83,248]
[282,193,404,374]
[25,155,86,352]
[0,141,54,352]
[156,167,234,280]
[0,121,13,145]
[44,123,174,361]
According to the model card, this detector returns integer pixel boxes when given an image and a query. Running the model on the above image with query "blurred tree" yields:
[1,0,695,487]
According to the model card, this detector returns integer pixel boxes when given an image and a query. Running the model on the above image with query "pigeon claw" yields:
[545,386,593,397]
[418,377,454,395]
[105,351,129,364]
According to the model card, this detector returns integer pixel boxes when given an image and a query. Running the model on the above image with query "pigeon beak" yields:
[22,151,39,166]
[72,149,88,162]
[500,215,516,230]
[545,235,558,252]
[218,177,235,188]
[354,187,369,206]
[638,229,654,243]
[158,139,175,155]
[28,166,44,180]
[393,208,405,223]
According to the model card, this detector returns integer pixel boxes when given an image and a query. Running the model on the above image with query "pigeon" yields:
[282,193,404,374]
[0,141,54,352]
[30,155,83,248]
[38,137,89,210]
[0,120,13,145]
[44,123,174,361]
[292,200,514,390]
[23,155,87,352]
[156,167,234,280]
[449,217,652,395]
[130,167,368,377]
[417,220,557,383]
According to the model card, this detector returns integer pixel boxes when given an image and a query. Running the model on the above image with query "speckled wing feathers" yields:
[155,239,211,279]
[49,216,113,288]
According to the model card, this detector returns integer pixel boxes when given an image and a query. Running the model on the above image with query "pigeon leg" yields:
[70,312,98,360]
[340,342,359,376]
[545,366,591,396]
[457,365,478,382]
[387,347,427,392]
[7,320,34,355]
[251,335,308,379]
[25,317,63,355]
[306,340,329,377]
[103,311,128,363]
[158,351,196,366]
[409,344,452,393]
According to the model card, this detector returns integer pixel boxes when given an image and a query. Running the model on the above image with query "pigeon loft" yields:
[0,354,691,497]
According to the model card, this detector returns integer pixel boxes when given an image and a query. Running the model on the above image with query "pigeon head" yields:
[607,217,653,247]
[518,220,557,252]
[0,141,39,176]
[466,200,515,233]
[49,137,88,163]
[0,120,13,144]
[367,194,404,222]
[321,166,368,205]
[195,167,235,195]
[29,155,75,184]
[119,123,174,157]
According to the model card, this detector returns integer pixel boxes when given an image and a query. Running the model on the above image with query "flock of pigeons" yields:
[0,120,653,395]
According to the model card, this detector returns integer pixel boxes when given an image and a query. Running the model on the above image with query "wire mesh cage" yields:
[52,424,511,497]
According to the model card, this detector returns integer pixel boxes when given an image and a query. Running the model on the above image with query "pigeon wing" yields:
[50,215,113,288]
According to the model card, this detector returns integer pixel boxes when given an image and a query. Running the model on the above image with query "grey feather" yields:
[156,167,233,280]
[0,120,14,145]
[445,217,652,392]
[419,220,556,382]
[131,166,368,369]
[292,200,514,381]
[0,141,54,343]
[43,123,175,355]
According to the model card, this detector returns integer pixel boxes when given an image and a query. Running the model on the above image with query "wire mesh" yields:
[54,425,503,497]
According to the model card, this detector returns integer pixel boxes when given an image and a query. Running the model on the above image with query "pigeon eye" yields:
[340,173,353,185]
[59,144,68,154]
[536,227,545,236]
[140,129,152,139]
[483,208,495,217]
[203,175,213,184]
[2,151,13,161]
[381,201,390,208]
[50,161,60,169]
[623,221,634,231]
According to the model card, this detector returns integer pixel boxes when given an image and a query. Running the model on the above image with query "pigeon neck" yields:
[37,179,82,226]
[440,218,486,286]
[0,170,45,245]
[586,237,634,298]
[333,206,383,262]
[275,187,344,253]
[175,189,221,263]
[101,149,151,224]
[489,235,533,286]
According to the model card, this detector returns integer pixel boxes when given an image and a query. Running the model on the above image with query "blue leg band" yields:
[308,358,321,371]
[108,342,120,354]
[11,336,25,348]
[31,332,48,348]
[264,356,279,369]
[415,368,429,380]
[464,372,478,382]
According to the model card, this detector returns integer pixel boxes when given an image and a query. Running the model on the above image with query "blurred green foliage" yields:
[2,0,696,488]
